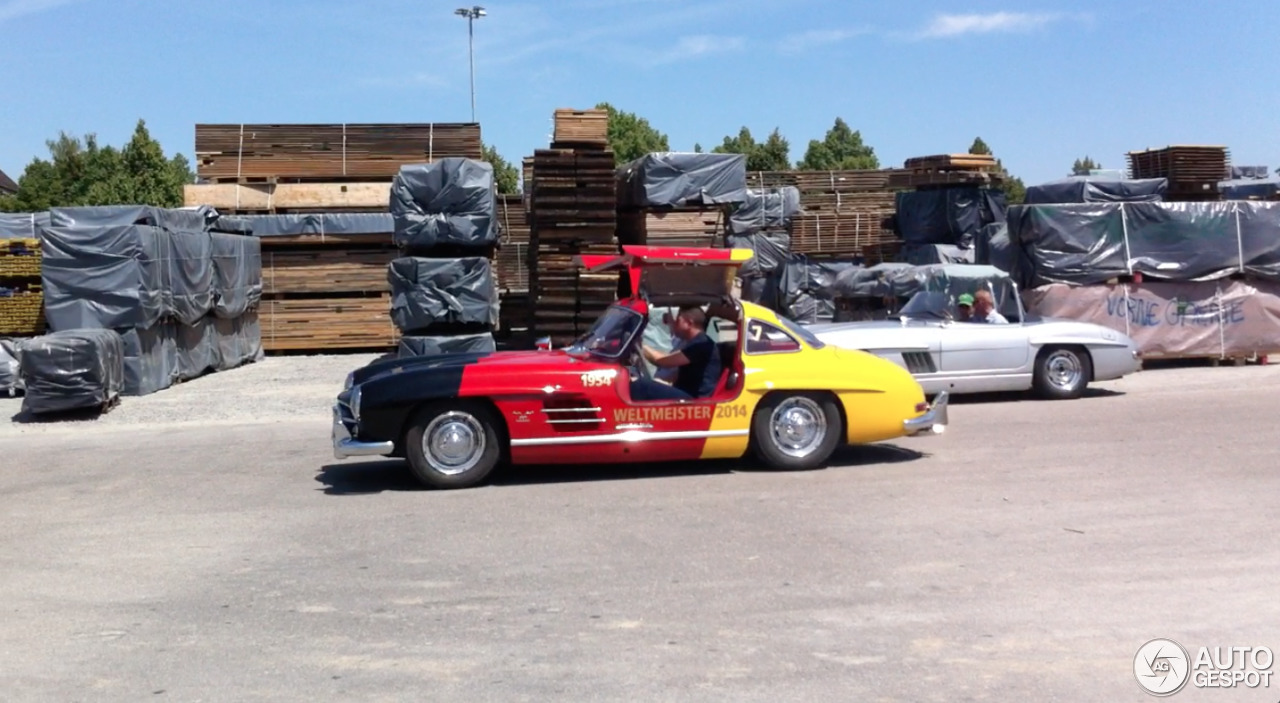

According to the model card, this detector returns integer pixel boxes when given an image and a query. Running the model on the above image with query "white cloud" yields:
[916,11,1065,39]
[777,28,871,54]
[0,0,77,23]
[647,35,747,66]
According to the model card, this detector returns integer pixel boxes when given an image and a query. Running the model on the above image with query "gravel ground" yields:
[0,354,379,436]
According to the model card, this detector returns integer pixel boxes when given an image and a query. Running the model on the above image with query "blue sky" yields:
[1,0,1275,187]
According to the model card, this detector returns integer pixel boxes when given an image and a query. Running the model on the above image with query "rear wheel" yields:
[1033,347,1092,400]
[404,400,502,489]
[751,392,843,470]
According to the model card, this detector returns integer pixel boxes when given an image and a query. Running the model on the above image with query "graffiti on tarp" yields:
[1104,293,1246,328]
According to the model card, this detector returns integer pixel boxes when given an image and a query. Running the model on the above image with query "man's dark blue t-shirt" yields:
[674,333,721,398]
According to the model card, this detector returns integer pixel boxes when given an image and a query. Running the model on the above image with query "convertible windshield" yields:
[570,305,645,359]
[899,291,954,320]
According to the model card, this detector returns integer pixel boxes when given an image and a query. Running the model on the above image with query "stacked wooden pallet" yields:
[495,194,532,336]
[551,109,609,147]
[527,108,620,344]
[745,169,903,263]
[0,237,44,336]
[617,209,723,247]
[193,123,482,181]
[1127,145,1230,201]
[889,154,1004,190]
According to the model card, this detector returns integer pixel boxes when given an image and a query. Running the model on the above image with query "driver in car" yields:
[631,306,721,402]
[972,290,1009,324]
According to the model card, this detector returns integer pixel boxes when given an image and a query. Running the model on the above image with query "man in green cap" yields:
[956,293,975,322]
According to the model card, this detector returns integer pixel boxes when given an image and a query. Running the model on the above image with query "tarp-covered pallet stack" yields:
[1126,145,1230,202]
[527,108,619,345]
[184,123,483,354]
[725,185,799,311]
[617,152,746,250]
[388,158,501,358]
[1012,200,1280,361]
[14,205,263,411]
[743,169,903,323]
[892,154,1008,269]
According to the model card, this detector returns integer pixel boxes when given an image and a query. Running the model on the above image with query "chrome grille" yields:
[541,397,605,431]
[902,351,937,374]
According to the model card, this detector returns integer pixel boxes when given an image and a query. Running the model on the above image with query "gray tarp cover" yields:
[388,257,499,333]
[895,187,1007,246]
[727,232,790,277]
[974,222,1018,275]
[1024,176,1167,204]
[211,233,263,319]
[390,158,496,251]
[728,187,800,235]
[828,262,915,299]
[18,328,124,415]
[1009,201,1280,286]
[50,205,218,232]
[113,312,262,397]
[216,213,393,237]
[0,338,21,394]
[616,152,748,209]
[398,332,496,358]
[0,212,50,239]
[1219,178,1280,200]
[780,255,860,324]
[900,244,975,266]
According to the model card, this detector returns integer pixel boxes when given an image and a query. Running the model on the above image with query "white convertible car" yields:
[807,266,1142,400]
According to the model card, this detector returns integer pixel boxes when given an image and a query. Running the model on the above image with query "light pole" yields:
[454,6,486,123]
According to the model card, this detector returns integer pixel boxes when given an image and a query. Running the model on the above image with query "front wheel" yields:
[1033,347,1092,400]
[751,393,843,470]
[404,401,503,489]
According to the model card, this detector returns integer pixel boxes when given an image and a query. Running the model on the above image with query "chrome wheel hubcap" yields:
[422,411,486,476]
[769,397,827,458]
[1045,351,1083,389]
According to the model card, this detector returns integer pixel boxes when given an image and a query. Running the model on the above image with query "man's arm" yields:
[642,343,690,368]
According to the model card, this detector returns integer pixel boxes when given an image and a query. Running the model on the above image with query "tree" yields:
[1071,156,1101,175]
[712,126,791,172]
[797,117,879,170]
[0,119,192,212]
[481,143,519,195]
[969,136,1026,205]
[594,102,670,165]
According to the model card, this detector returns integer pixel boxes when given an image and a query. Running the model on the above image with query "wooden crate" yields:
[194,123,483,181]
[552,108,609,147]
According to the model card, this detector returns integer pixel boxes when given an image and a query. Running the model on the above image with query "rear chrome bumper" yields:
[903,391,949,436]
[331,404,395,460]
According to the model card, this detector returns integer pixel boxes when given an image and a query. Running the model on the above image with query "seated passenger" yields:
[630,306,722,401]
[972,290,1009,324]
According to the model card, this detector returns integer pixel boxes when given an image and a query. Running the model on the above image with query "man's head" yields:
[957,293,974,320]
[670,305,707,340]
[972,289,996,316]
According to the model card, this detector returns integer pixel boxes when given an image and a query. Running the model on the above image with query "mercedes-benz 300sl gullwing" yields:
[331,246,948,489]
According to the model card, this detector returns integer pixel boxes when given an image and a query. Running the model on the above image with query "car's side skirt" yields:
[510,428,749,447]
[915,372,1033,395]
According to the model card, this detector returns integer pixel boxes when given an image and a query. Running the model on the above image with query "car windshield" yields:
[569,305,646,359]
[899,291,955,320]
[775,314,826,349]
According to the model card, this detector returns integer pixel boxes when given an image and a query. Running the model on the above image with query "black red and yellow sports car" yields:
[331,246,948,489]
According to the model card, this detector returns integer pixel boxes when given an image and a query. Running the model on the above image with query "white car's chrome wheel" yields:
[1044,349,1084,391]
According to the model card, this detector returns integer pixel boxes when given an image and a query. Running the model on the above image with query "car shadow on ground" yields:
[944,387,1124,406]
[314,444,927,495]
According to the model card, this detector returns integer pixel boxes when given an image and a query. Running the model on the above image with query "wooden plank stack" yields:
[889,154,1004,189]
[617,209,724,248]
[495,193,532,336]
[551,109,609,148]
[745,169,904,263]
[0,236,44,336]
[527,108,620,345]
[1127,145,1230,201]
[193,123,483,181]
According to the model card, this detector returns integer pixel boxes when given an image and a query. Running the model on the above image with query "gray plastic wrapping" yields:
[0,212,50,239]
[900,244,975,266]
[739,273,781,310]
[40,224,169,331]
[18,328,124,415]
[728,187,800,234]
[780,256,860,324]
[49,205,221,233]
[828,262,915,299]
[0,338,21,395]
[1009,202,1280,286]
[211,232,263,319]
[222,212,393,237]
[177,316,218,380]
[1024,176,1167,204]
[617,152,748,209]
[213,309,264,370]
[169,229,215,325]
[397,332,497,358]
[119,322,179,396]
[388,257,499,333]
[727,232,790,277]
[390,158,497,251]
[895,187,1007,246]
[1219,178,1280,200]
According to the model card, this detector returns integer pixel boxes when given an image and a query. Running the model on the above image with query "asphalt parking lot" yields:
[3,357,1280,702]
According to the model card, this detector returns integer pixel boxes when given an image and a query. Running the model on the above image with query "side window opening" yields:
[746,320,801,354]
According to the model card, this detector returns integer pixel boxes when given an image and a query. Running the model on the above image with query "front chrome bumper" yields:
[903,391,949,436]
[331,404,395,460]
